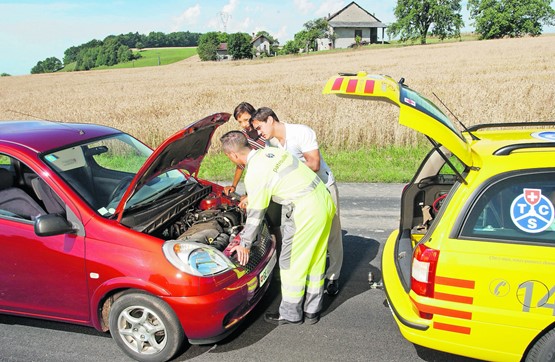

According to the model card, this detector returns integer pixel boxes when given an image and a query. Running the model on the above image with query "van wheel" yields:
[109,292,184,362]
[526,329,555,362]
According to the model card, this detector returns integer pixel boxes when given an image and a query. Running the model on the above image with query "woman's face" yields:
[236,112,252,130]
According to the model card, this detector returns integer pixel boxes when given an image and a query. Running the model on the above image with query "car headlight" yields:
[163,240,234,276]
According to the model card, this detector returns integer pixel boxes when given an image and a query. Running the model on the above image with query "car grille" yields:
[231,224,273,274]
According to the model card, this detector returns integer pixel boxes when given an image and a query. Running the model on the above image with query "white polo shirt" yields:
[267,123,335,187]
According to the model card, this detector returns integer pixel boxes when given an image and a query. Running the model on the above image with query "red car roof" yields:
[0,120,121,153]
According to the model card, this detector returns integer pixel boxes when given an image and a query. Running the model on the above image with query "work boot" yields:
[304,312,320,325]
[264,312,303,325]
[325,279,339,296]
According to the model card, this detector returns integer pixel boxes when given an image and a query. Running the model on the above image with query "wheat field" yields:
[1,35,554,152]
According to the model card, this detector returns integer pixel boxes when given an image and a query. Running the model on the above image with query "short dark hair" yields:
[220,130,249,154]
[251,107,280,123]
[233,102,256,120]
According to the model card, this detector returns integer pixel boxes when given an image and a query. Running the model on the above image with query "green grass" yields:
[95,48,197,70]
[197,145,430,183]
[58,62,76,72]
[59,47,197,72]
[322,146,429,182]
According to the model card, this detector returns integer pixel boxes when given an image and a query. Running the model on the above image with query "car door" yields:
[431,170,555,354]
[0,156,89,322]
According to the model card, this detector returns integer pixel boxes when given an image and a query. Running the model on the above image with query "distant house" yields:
[216,43,231,60]
[251,34,272,56]
[318,1,387,50]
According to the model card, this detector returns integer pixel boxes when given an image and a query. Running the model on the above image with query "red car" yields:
[0,113,276,361]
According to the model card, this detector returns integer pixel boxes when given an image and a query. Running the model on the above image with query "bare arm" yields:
[303,149,321,172]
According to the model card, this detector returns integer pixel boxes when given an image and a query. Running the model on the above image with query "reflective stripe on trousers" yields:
[278,183,335,321]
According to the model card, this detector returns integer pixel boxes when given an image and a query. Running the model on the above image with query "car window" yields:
[87,137,148,173]
[0,155,10,168]
[0,154,47,221]
[460,172,555,245]
[439,155,465,176]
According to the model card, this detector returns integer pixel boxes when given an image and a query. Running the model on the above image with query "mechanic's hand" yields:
[230,245,250,266]
[223,185,236,195]
[239,195,248,209]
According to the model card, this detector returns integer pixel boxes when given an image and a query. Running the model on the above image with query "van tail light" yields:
[411,243,440,319]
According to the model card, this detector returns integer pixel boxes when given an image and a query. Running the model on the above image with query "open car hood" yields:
[114,112,230,217]
[322,72,472,167]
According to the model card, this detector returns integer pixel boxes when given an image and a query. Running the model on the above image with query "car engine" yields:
[121,183,245,252]
[173,203,244,251]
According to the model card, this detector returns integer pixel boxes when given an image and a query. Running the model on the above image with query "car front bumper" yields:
[164,247,276,344]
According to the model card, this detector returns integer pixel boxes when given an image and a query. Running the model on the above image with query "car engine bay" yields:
[121,183,245,252]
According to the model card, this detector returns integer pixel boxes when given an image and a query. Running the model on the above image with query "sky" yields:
[0,0,552,76]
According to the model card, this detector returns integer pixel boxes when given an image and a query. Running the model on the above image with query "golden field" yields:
[1,35,554,152]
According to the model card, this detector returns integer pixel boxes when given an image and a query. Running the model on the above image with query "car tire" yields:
[109,291,185,362]
[526,328,555,362]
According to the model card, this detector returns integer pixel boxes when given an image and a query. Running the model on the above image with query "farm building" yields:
[251,34,272,56]
[318,1,387,50]
[216,43,230,60]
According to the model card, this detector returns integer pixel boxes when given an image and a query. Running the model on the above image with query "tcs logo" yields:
[510,188,554,233]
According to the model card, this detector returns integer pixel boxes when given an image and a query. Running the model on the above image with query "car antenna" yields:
[432,92,479,141]
[6,109,59,123]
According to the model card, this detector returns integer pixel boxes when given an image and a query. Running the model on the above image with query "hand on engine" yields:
[230,244,250,266]
[239,195,248,209]
[223,185,236,195]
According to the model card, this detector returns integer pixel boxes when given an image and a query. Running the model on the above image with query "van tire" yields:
[526,329,555,362]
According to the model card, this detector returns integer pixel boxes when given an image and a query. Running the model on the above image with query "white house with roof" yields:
[251,34,272,56]
[318,1,387,50]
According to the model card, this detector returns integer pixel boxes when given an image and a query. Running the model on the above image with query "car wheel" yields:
[109,291,185,362]
[526,328,555,362]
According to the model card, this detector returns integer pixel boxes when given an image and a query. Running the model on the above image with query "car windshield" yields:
[43,133,193,216]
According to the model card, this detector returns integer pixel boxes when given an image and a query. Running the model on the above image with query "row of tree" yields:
[27,0,555,72]
[63,31,201,65]
[73,38,137,71]
[196,19,329,62]
[197,31,279,61]
[388,0,555,44]
[198,0,554,60]
[30,57,63,74]
[30,31,202,74]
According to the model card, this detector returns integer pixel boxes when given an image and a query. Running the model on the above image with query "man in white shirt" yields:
[251,107,343,296]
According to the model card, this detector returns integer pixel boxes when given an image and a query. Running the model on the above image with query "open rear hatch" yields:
[323,72,473,289]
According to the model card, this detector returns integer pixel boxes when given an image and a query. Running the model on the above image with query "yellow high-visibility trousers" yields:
[278,182,335,322]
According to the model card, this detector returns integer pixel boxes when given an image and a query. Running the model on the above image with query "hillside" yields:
[1,35,554,153]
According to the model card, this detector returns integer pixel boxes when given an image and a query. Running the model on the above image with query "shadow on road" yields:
[179,230,381,359]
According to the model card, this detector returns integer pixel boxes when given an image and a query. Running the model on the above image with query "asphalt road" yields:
[0,183,480,362]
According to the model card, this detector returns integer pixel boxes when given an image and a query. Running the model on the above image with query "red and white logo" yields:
[524,188,542,206]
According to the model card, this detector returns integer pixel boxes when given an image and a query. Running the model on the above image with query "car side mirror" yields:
[34,214,76,237]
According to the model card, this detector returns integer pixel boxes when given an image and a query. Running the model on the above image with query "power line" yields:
[218,11,231,32]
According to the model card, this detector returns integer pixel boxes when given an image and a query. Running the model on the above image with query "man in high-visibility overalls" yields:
[221,130,335,325]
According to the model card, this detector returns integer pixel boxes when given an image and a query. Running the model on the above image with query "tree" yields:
[255,30,277,45]
[281,39,301,55]
[228,32,253,60]
[388,0,464,44]
[1,73,11,77]
[299,18,329,52]
[63,39,102,64]
[197,32,221,61]
[468,0,555,39]
[30,57,62,74]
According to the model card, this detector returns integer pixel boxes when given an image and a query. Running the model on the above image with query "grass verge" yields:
[197,145,429,183]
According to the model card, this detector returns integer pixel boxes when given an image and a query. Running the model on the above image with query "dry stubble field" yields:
[1,35,554,152]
